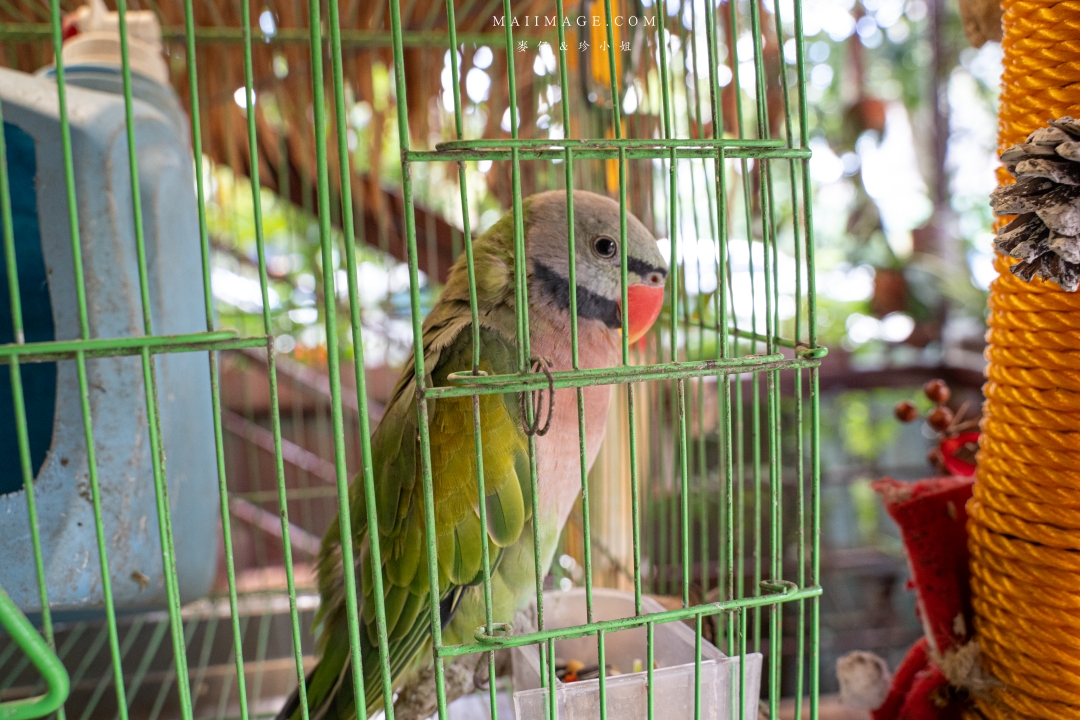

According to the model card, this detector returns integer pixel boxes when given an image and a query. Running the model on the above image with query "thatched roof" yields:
[2,0,790,279]
[1,0,551,281]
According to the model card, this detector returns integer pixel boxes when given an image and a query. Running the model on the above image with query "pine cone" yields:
[992,117,1080,292]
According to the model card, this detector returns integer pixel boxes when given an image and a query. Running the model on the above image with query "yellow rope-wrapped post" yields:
[970,0,1080,717]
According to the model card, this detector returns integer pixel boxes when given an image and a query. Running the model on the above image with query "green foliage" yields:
[205,161,431,366]
[799,0,1001,335]
[836,388,910,462]
[847,478,879,544]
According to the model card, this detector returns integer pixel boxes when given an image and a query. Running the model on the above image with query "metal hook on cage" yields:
[519,356,555,437]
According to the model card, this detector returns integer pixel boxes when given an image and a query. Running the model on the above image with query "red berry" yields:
[924,379,951,405]
[927,448,944,471]
[895,400,919,423]
[928,406,954,432]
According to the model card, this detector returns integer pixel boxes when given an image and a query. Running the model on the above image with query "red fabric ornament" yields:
[899,664,963,720]
[872,476,974,655]
[939,432,979,478]
[867,477,975,720]
[873,638,931,720]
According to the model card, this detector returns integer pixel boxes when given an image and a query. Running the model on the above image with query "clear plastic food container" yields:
[512,588,762,720]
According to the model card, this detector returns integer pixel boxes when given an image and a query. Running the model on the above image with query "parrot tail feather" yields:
[275,595,440,719]
[272,666,315,720]
[275,625,357,720]
[273,661,354,720]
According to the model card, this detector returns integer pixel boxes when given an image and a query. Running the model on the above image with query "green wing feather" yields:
[289,301,531,720]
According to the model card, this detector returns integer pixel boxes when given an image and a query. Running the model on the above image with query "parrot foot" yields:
[394,607,537,718]
[472,648,513,691]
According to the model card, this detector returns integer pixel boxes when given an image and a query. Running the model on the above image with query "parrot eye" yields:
[593,236,618,259]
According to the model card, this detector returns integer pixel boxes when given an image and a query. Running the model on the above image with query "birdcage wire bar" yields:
[0,0,822,715]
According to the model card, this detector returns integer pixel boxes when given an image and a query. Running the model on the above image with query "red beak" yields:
[624,284,666,344]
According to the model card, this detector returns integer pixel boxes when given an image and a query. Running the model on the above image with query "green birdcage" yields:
[0,0,822,716]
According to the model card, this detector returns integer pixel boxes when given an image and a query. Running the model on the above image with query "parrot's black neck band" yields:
[627,256,668,279]
[533,261,621,329]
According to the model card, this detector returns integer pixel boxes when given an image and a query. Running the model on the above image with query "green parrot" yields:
[276,190,667,720]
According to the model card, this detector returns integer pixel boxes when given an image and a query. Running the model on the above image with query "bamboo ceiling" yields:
[0,0,564,281]
[1,0,785,280]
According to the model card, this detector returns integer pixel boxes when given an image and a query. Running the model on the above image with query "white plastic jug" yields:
[0,65,218,614]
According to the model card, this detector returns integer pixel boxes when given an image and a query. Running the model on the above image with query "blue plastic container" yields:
[0,66,218,613]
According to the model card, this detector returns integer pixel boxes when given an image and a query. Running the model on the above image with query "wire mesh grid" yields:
[0,0,822,716]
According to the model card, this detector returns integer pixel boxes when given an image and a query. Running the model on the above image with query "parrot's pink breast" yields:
[529,319,620,551]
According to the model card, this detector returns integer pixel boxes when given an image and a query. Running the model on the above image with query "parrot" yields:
[276,189,668,720]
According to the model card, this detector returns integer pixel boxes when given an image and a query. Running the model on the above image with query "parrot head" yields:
[525,190,668,343]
